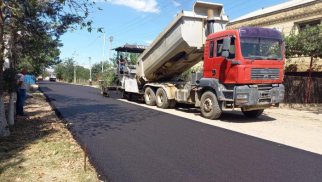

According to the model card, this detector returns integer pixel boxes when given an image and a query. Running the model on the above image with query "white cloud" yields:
[145,40,153,45]
[172,0,181,7]
[97,0,160,13]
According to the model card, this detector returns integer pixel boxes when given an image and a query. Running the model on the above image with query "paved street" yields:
[40,81,322,182]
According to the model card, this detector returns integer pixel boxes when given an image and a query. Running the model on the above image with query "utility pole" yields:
[109,36,113,64]
[102,33,106,73]
[73,52,78,83]
[89,57,92,82]
[73,62,77,83]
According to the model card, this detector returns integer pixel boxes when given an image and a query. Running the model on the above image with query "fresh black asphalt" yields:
[40,81,322,182]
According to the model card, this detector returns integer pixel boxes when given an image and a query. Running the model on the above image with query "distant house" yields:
[227,0,322,72]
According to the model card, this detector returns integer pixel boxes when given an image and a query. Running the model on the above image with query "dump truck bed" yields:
[136,2,228,84]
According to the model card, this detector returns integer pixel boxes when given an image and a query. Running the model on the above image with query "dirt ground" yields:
[119,98,322,155]
[0,93,100,182]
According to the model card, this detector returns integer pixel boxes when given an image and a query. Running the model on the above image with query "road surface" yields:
[40,81,322,182]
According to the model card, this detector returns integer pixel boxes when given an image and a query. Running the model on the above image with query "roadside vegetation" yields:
[284,24,322,103]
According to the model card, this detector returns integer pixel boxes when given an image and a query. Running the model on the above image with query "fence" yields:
[284,75,322,103]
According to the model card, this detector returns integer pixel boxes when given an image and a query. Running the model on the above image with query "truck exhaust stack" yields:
[193,1,229,36]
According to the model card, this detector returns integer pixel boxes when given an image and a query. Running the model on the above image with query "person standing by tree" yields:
[16,68,27,116]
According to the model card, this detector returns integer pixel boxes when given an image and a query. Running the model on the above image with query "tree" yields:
[0,0,99,137]
[54,58,91,83]
[285,24,322,102]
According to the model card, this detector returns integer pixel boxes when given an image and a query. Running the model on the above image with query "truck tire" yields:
[169,100,176,108]
[241,109,264,118]
[121,90,127,99]
[144,87,156,106]
[200,91,222,120]
[156,88,170,109]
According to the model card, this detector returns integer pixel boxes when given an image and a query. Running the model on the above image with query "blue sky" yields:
[60,0,288,68]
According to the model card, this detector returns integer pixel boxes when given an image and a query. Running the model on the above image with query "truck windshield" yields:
[240,37,282,60]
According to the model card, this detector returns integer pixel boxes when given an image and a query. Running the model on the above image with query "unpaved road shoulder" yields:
[0,93,99,182]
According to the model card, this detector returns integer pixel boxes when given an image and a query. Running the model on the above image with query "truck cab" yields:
[199,27,285,118]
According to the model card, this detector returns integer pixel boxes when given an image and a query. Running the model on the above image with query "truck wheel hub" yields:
[146,93,151,101]
[204,98,213,112]
[158,95,163,103]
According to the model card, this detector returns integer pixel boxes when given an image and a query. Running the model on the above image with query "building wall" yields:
[227,1,322,35]
[227,1,322,72]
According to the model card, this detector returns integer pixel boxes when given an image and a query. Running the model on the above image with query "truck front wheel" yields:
[156,88,170,109]
[200,91,222,120]
[241,109,264,118]
[144,87,156,106]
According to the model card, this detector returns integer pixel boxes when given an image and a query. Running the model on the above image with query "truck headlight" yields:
[236,93,248,103]
[236,94,248,99]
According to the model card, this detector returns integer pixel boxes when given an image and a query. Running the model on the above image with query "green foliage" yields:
[54,58,91,83]
[101,69,117,87]
[54,58,75,83]
[178,63,203,81]
[115,52,140,65]
[0,0,99,94]
[285,25,322,59]
[76,66,90,81]
[285,64,298,72]
[91,62,113,81]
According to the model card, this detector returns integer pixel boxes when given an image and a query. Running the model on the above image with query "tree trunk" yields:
[8,92,15,125]
[0,1,10,136]
[305,56,313,103]
[8,30,18,126]
[0,96,10,137]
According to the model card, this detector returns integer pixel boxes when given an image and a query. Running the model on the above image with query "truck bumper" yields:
[234,84,284,109]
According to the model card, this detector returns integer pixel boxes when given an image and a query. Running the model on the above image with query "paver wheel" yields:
[144,87,156,106]
[120,90,126,99]
[156,88,170,109]
[200,91,222,120]
[241,109,264,118]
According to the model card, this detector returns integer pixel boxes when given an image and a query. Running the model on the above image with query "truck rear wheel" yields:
[200,91,222,120]
[241,109,264,118]
[169,100,176,108]
[156,88,170,109]
[144,87,156,106]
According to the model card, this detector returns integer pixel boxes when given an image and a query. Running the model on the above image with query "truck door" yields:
[212,38,226,81]
[204,37,236,81]
[203,39,215,78]
[214,36,236,83]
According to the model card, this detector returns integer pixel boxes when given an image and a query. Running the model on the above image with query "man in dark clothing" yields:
[16,69,27,116]
[118,55,126,74]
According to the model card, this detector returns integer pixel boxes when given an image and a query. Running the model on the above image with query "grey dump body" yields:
[136,2,228,85]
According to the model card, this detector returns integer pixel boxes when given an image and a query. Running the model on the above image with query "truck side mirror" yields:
[221,37,231,58]
[223,37,231,51]
[221,50,229,58]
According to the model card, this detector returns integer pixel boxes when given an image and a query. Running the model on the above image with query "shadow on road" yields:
[172,103,276,123]
[104,90,277,123]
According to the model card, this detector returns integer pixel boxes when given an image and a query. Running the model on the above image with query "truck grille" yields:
[251,68,279,80]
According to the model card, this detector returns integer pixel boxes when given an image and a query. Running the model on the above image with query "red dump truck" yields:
[116,1,285,119]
